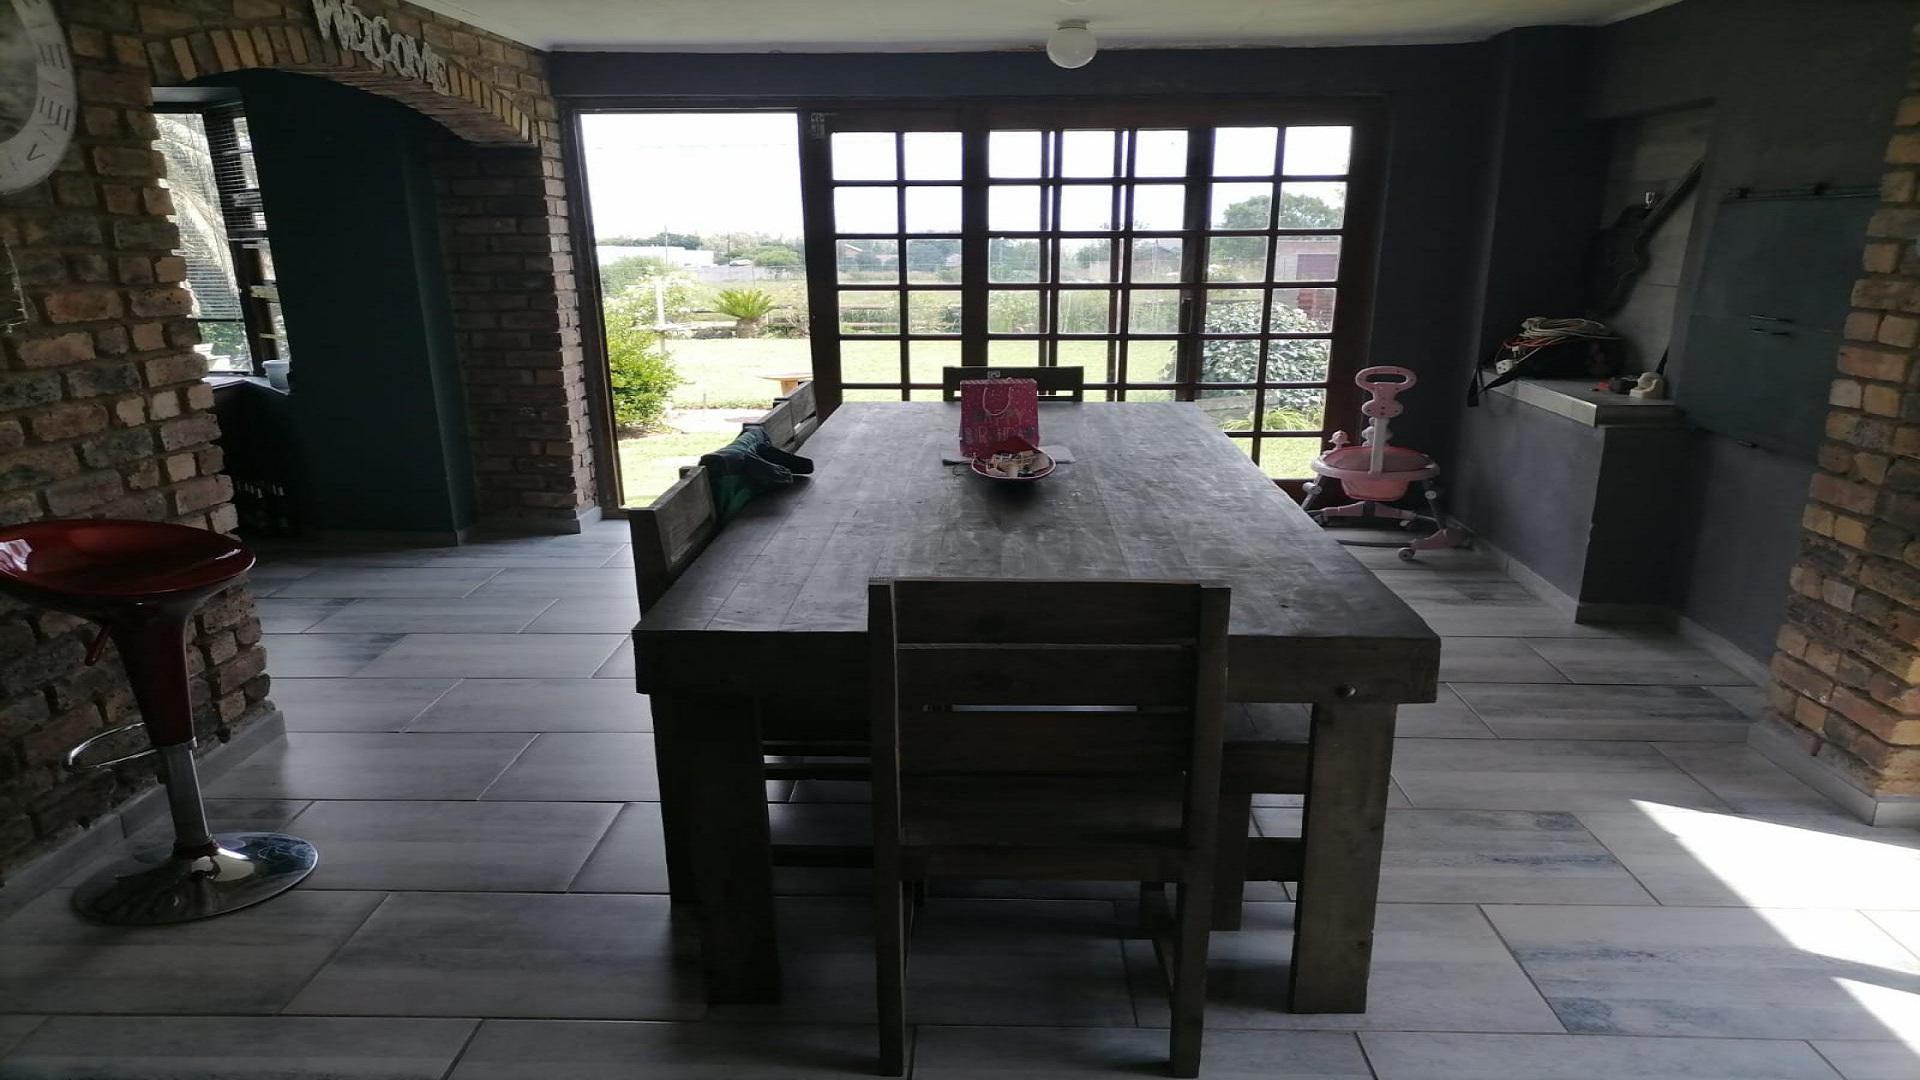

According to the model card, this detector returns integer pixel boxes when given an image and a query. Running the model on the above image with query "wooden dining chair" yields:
[867,578,1230,1077]
[939,365,1086,401]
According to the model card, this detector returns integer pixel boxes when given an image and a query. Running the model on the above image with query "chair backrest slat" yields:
[629,464,718,613]
[940,366,1086,402]
[754,398,799,452]
[870,578,1229,793]
[780,381,820,446]
[900,708,1192,775]
[894,645,1195,707]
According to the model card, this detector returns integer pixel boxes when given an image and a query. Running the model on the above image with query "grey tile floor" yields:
[4,523,1919,1078]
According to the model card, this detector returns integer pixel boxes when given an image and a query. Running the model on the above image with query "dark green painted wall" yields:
[213,70,475,537]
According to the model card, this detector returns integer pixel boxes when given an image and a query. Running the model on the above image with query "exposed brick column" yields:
[434,144,594,524]
[1768,62,1920,810]
[0,0,594,877]
[1,1,269,868]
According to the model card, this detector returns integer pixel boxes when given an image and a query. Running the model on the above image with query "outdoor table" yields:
[632,401,1439,1010]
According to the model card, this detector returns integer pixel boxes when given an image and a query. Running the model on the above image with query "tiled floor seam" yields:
[559,809,630,892]
[1864,910,1920,967]
[1805,1039,1858,1079]
[1350,1030,1385,1080]
[470,733,547,801]
[1468,902,1569,1036]
[434,1017,488,1080]
[1563,801,1668,906]
[273,890,393,1016]
[395,678,467,732]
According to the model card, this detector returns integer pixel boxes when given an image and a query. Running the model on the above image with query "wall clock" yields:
[0,0,76,195]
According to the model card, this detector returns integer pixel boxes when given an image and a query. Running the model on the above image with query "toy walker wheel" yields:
[1397,547,1417,562]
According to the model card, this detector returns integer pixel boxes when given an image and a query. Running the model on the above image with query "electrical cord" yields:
[1467,316,1617,406]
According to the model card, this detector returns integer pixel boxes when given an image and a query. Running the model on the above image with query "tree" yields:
[598,231,702,250]
[743,245,801,268]
[1209,192,1344,276]
[598,256,673,299]
[602,292,680,433]
[714,288,778,337]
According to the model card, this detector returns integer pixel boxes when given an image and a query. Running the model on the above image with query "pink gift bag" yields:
[959,378,1040,459]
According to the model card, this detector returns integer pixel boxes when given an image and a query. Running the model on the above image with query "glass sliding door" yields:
[798,101,1381,486]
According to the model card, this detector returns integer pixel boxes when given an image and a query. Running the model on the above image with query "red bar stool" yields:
[0,519,316,924]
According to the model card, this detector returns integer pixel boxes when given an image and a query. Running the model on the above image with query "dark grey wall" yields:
[1446,0,1914,658]
[217,70,476,536]
[1452,392,1603,598]
[551,45,1496,454]
[1594,0,1916,658]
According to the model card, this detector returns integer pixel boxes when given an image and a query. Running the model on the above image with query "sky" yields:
[580,112,805,240]
[576,113,1353,243]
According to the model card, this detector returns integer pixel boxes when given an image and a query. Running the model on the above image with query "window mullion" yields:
[1173,127,1212,399]
[959,122,988,367]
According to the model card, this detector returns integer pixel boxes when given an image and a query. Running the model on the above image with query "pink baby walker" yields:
[1303,365,1468,561]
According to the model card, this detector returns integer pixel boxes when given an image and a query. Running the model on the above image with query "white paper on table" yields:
[942,445,1075,465]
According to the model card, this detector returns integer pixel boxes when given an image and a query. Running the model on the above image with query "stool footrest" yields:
[63,720,157,772]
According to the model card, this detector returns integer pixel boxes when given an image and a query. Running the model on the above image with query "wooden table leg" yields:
[672,691,782,1003]
[1288,701,1396,1014]
[647,692,694,902]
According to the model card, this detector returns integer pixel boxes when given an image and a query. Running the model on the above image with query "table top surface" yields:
[634,402,1439,703]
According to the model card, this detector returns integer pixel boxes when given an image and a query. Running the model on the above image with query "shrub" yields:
[604,293,681,433]
[1168,303,1329,413]
[714,288,778,338]
[601,260,698,323]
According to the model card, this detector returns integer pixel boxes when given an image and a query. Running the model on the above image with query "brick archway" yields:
[107,0,599,528]
[137,9,536,147]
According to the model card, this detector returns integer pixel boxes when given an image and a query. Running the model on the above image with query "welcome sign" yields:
[310,0,454,97]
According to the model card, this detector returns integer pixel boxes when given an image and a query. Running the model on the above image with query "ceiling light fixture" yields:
[1046,19,1098,69]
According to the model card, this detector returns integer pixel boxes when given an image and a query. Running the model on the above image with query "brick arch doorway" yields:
[118,1,597,531]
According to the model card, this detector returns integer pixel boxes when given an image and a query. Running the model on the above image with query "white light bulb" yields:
[1046,20,1097,69]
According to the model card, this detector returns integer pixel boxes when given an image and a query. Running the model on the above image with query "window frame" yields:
[797,98,1386,487]
[563,96,1386,508]
[154,99,283,379]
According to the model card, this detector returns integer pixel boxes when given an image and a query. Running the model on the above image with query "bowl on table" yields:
[969,448,1056,482]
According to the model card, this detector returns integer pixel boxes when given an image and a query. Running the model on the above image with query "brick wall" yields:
[1768,41,1920,803]
[0,0,592,877]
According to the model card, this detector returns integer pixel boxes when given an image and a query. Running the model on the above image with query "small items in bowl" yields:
[970,448,1056,482]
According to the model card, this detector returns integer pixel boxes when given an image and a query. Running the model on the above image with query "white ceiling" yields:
[409,0,1680,54]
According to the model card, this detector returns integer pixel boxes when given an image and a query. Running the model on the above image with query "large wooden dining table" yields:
[632,401,1439,1011]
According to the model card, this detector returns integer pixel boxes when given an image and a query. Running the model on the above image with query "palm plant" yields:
[713,288,777,338]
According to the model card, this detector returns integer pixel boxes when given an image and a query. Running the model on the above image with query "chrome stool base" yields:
[71,832,318,926]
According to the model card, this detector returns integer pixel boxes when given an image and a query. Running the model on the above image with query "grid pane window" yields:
[156,106,287,377]
[828,130,968,398]
[813,115,1365,479]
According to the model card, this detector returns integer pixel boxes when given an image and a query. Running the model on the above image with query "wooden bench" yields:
[749,380,819,454]
[771,380,820,448]
[628,465,718,613]
[629,461,867,876]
